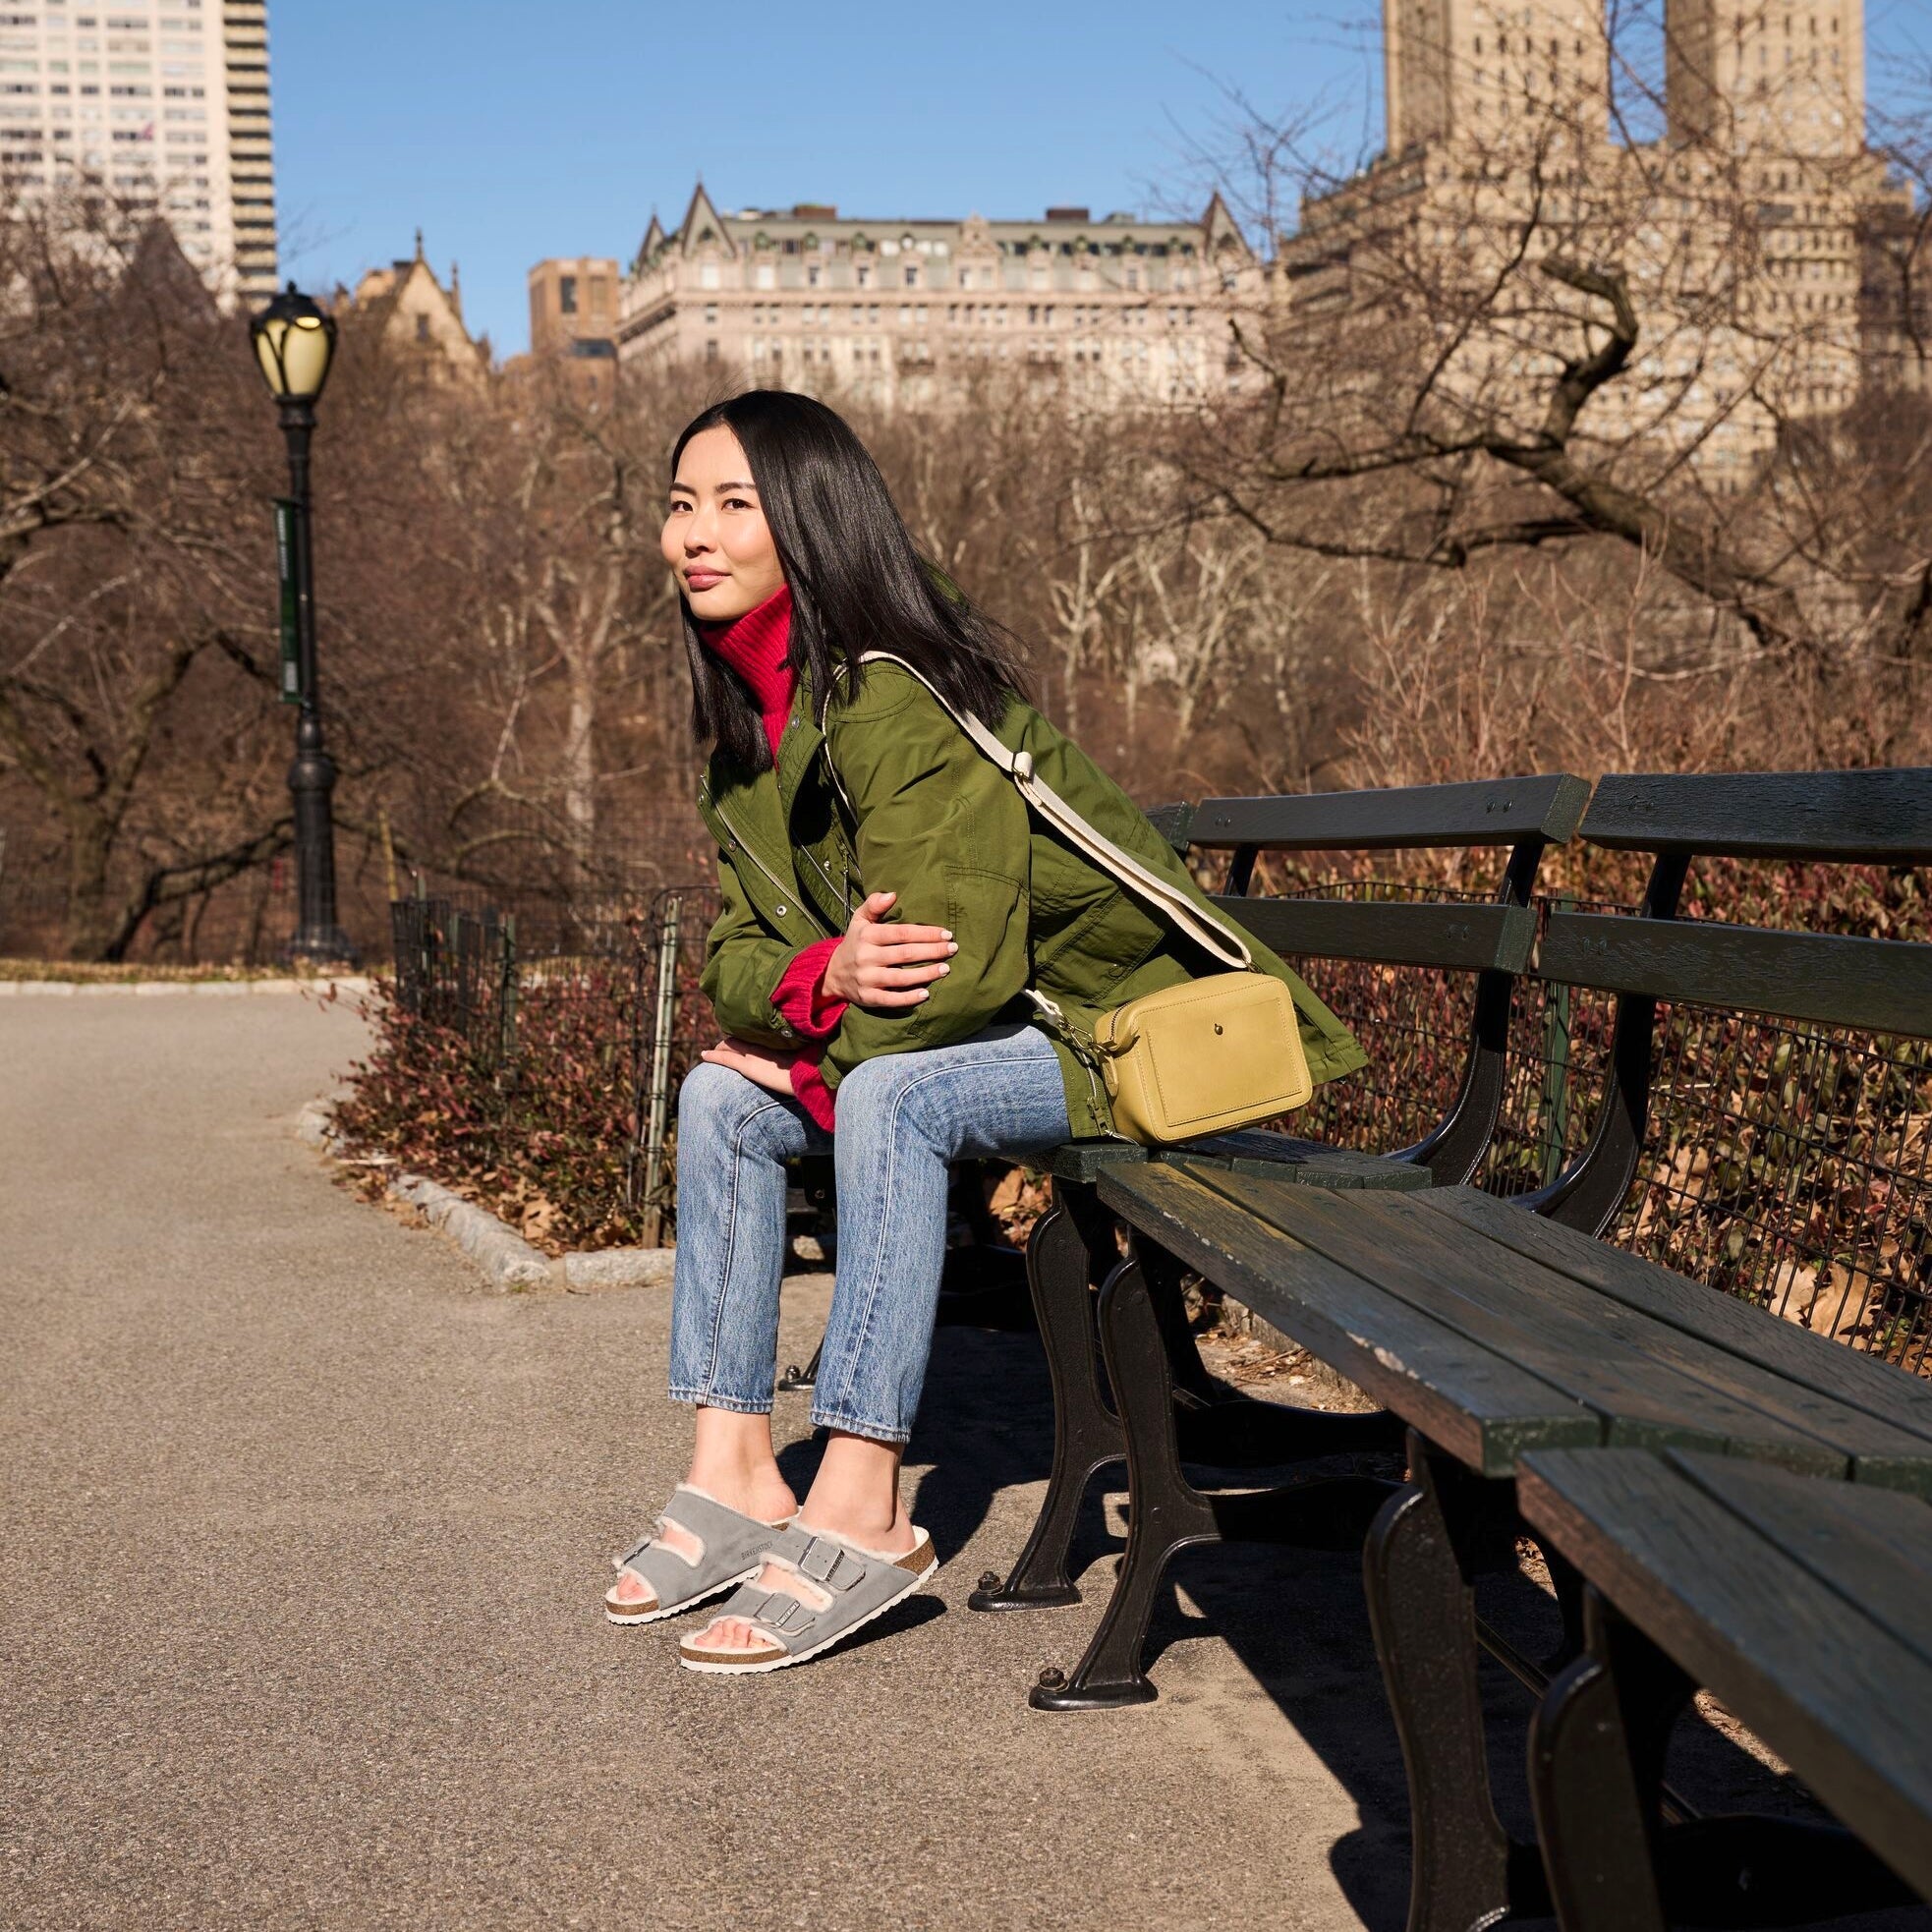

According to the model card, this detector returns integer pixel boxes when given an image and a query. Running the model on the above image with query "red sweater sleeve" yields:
[789,1049,837,1132]
[771,937,847,1041]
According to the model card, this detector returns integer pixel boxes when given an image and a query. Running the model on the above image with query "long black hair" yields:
[669,390,1032,774]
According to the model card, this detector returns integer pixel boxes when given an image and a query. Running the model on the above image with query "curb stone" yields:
[1,975,371,997]
[294,1096,675,1294]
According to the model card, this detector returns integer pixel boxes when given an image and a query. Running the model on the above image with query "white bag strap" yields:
[849,651,1253,971]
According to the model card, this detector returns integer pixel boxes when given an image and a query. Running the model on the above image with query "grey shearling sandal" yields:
[603,1485,800,1626]
[677,1524,938,1674]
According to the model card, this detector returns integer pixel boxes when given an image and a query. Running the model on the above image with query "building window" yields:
[558,273,577,314]
[808,263,821,287]
[704,303,717,324]
[416,314,429,342]
[706,338,718,363]
[903,264,918,287]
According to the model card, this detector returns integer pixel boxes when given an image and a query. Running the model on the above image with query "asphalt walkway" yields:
[0,994,1414,1930]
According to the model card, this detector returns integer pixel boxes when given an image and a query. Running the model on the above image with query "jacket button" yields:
[774,903,788,917]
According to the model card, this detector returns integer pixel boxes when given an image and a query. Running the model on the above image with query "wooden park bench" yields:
[1518,1447,1932,1930]
[966,773,1589,1616]
[1005,767,1932,1930]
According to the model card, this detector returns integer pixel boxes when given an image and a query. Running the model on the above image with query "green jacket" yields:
[696,658,1366,1139]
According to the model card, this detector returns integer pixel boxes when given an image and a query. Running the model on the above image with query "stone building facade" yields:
[1284,0,1901,475]
[612,183,1262,407]
[340,234,487,384]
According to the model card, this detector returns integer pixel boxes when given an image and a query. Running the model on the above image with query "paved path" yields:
[0,995,1416,1930]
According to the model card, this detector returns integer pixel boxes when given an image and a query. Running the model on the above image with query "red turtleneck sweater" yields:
[697,583,843,1130]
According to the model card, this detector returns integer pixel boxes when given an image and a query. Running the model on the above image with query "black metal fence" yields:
[382,884,721,1243]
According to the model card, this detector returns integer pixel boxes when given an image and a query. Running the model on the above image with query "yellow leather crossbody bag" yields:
[848,654,1313,1145]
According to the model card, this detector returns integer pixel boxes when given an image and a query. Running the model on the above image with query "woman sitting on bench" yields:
[602,389,1362,1675]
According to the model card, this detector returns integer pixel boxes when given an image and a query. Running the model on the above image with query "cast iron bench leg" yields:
[1532,1592,1916,1931]
[1529,1594,1689,1932]
[971,1178,1123,1613]
[1364,1433,1526,1932]
[1031,1241,1215,1709]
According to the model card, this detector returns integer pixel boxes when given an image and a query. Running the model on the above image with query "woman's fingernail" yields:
[940,929,953,938]
[937,963,950,975]
[947,941,959,954]
[917,989,931,1000]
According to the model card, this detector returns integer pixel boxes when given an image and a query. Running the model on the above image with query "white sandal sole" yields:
[676,1551,939,1674]
[603,1564,763,1626]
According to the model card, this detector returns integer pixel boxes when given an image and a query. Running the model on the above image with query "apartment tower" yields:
[1667,0,1865,155]
[1384,0,1612,149]
[0,0,278,305]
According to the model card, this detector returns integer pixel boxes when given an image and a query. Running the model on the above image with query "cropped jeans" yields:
[667,1022,1072,1444]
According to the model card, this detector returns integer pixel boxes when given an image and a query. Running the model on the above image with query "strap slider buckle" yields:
[1011,750,1034,781]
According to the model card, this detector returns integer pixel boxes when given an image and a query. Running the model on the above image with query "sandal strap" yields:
[610,1493,804,1607]
[794,1535,868,1590]
[694,1527,934,1662]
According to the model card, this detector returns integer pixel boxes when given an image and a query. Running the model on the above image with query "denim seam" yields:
[697,1091,793,1403]
[668,1388,773,1416]
[808,1406,911,1446]
[821,1046,1061,1429]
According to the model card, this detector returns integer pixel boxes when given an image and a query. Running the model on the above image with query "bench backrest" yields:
[1529,769,1932,1357]
[1156,775,1590,1184]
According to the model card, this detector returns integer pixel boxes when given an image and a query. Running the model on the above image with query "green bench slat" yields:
[1518,1449,1932,1901]
[1284,1188,1921,1476]
[1676,1454,1932,1671]
[1191,775,1592,851]
[1421,1188,1932,1491]
[1579,769,1932,864]
[1537,913,1932,1040]
[1189,1176,1862,1478]
[1098,1163,1603,1476]
[1172,1128,1431,1190]
[1215,896,1538,974]
[1045,1132,1430,1190]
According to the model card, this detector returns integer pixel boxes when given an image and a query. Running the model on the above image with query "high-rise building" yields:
[1667,0,1864,155]
[1282,0,1895,474]
[0,0,277,305]
[1385,0,1611,149]
[614,184,1262,409]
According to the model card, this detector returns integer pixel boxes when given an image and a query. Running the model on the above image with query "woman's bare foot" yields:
[684,1430,913,1655]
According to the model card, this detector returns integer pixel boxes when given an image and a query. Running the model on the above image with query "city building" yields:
[1282,0,1899,474]
[524,255,620,404]
[613,183,1262,407]
[0,0,276,305]
[339,232,487,384]
[529,256,619,358]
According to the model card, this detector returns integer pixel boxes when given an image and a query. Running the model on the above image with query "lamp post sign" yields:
[272,496,301,705]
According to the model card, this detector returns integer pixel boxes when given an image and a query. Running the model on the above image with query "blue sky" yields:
[271,0,1927,359]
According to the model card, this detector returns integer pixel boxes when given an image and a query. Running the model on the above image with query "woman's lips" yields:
[685,569,727,592]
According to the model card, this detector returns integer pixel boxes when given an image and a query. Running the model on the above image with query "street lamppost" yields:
[250,281,356,964]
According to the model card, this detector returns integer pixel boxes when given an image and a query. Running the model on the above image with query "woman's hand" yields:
[700,1035,798,1095]
[823,890,958,1010]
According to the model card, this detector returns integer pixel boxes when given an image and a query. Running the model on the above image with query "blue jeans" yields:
[668,1022,1071,1444]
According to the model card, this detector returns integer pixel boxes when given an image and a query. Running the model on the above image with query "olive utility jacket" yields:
[696,658,1367,1140]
